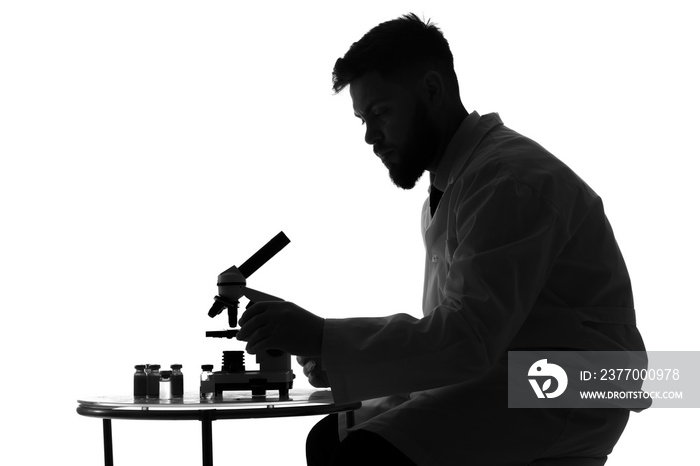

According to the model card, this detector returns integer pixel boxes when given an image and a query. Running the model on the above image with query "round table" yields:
[77,389,360,466]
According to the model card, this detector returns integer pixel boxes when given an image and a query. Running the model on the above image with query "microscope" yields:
[202,231,295,399]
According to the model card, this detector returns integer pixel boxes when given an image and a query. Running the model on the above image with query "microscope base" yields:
[201,371,295,399]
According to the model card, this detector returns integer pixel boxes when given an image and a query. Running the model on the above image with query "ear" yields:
[421,70,445,109]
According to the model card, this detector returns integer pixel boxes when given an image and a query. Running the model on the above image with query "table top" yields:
[78,389,337,409]
[77,389,360,421]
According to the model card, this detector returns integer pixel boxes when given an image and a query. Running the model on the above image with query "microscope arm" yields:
[242,287,283,304]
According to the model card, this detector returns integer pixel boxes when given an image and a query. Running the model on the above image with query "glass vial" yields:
[159,370,172,400]
[200,364,214,399]
[170,364,184,398]
[147,364,161,398]
[133,365,147,398]
[145,364,152,393]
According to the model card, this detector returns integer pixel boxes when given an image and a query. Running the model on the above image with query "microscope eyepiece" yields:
[238,231,290,278]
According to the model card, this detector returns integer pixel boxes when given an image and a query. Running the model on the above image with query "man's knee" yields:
[331,430,416,466]
[306,414,339,466]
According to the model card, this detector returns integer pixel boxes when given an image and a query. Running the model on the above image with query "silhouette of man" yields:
[237,13,646,465]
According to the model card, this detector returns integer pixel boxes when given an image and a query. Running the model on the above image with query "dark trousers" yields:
[305,406,630,466]
[306,359,631,465]
[306,414,417,466]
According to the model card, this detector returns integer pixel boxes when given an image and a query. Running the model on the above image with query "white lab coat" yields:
[321,112,645,465]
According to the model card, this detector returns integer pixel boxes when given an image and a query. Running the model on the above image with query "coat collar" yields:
[432,111,504,192]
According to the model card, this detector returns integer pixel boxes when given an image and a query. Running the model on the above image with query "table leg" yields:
[103,419,114,466]
[201,411,214,466]
[346,410,356,429]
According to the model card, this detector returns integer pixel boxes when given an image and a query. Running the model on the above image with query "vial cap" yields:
[135,365,146,370]
[150,364,161,370]
[201,364,214,371]
[160,370,172,379]
[171,364,182,370]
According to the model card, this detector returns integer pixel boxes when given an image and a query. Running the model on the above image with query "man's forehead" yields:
[350,71,403,115]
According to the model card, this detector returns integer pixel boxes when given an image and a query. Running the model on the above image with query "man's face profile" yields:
[349,71,440,190]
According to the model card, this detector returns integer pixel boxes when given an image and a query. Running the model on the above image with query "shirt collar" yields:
[432,111,503,192]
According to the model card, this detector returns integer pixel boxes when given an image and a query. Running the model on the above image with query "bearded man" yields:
[237,13,646,466]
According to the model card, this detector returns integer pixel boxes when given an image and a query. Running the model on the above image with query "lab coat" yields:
[322,112,646,464]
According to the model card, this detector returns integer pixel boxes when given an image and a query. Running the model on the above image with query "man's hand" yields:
[297,356,330,388]
[237,301,324,357]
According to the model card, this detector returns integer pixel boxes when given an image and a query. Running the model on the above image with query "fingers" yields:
[244,335,272,355]
[236,301,323,357]
[309,376,329,388]
[297,358,330,387]
[236,313,267,342]
[302,360,316,377]
[296,357,318,374]
[237,306,276,354]
[238,302,269,327]
[308,369,330,388]
[297,356,315,371]
[238,301,283,344]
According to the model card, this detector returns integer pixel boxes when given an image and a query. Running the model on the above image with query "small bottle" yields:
[148,364,161,398]
[159,370,172,400]
[133,365,147,398]
[145,364,152,393]
[170,364,184,398]
[200,364,214,400]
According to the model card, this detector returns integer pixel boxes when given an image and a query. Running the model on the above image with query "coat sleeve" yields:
[323,175,573,403]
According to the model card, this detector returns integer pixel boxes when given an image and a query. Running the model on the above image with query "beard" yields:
[386,102,440,190]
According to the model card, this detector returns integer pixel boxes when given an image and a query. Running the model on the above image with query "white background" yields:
[1,1,698,464]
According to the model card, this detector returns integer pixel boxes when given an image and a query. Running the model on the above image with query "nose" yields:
[364,123,382,146]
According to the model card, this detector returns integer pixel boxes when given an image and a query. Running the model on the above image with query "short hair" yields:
[332,13,457,94]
